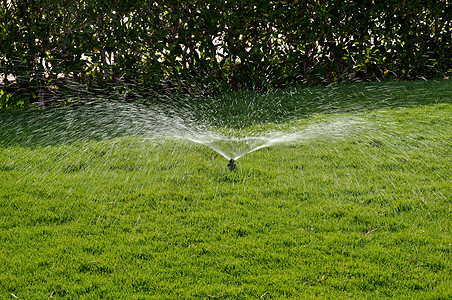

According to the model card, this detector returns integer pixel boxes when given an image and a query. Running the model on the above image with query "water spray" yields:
[228,158,236,171]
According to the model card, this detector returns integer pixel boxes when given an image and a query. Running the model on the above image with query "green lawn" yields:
[0,80,451,299]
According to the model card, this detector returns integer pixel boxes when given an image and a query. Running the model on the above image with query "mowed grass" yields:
[0,82,451,299]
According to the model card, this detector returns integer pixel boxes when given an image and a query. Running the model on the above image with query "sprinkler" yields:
[228,158,236,171]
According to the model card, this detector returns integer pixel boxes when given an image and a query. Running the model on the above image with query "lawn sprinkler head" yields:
[228,158,236,171]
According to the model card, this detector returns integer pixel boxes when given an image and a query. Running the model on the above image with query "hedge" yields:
[1,0,451,108]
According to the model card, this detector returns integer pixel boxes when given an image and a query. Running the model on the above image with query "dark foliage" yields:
[1,0,451,108]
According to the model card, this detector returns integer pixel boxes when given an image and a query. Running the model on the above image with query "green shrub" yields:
[1,0,451,108]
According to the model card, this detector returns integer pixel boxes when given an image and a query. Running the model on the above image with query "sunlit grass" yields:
[0,81,451,299]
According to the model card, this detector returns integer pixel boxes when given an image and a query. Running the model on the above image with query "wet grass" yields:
[0,81,451,299]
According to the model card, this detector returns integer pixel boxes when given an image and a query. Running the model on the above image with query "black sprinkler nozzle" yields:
[228,158,236,171]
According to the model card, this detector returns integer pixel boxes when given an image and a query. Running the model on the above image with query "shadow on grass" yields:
[1,80,451,148]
